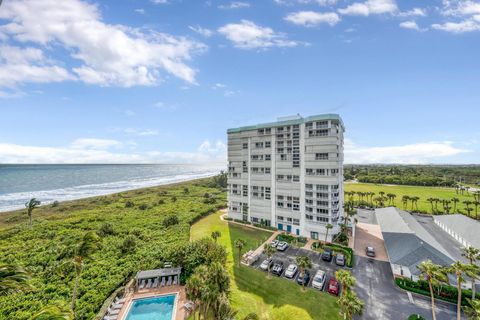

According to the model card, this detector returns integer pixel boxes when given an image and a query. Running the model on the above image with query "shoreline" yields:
[0,173,220,215]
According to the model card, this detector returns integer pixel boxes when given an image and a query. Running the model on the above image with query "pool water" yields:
[125,294,176,320]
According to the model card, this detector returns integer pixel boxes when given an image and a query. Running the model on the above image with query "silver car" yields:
[260,258,273,271]
[276,241,289,251]
[284,264,298,279]
[311,270,326,290]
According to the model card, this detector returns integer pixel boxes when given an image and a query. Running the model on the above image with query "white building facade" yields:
[227,114,345,241]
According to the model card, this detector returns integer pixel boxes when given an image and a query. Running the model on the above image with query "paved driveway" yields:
[355,222,389,261]
[354,255,458,320]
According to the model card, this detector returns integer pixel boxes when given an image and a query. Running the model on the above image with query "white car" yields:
[271,240,279,248]
[284,264,298,279]
[276,241,289,251]
[260,258,273,271]
[311,270,326,290]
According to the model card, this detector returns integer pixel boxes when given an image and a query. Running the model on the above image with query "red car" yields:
[327,278,340,296]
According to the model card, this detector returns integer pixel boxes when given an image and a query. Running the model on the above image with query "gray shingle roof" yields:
[136,267,181,280]
[376,207,455,275]
[434,214,480,249]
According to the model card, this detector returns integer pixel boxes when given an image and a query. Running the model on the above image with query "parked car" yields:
[296,269,311,286]
[366,246,376,257]
[284,264,298,279]
[322,248,333,262]
[311,270,326,290]
[335,253,346,266]
[327,278,340,296]
[259,258,274,271]
[272,261,284,276]
[271,240,279,248]
[276,241,289,251]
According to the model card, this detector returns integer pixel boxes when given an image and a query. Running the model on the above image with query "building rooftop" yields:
[136,267,182,280]
[375,207,454,275]
[227,113,344,133]
[434,214,480,249]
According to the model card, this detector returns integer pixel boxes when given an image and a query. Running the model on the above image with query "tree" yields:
[442,200,452,215]
[402,196,410,210]
[462,246,480,299]
[324,223,333,244]
[463,298,480,320]
[66,231,102,317]
[32,302,74,320]
[452,197,460,213]
[337,290,364,320]
[263,244,276,279]
[417,260,448,320]
[234,239,246,267]
[335,269,356,297]
[427,198,435,213]
[211,231,221,243]
[119,235,137,254]
[0,264,31,295]
[387,193,396,206]
[464,201,473,217]
[25,198,41,227]
[448,261,477,320]
[474,201,480,220]
[186,273,203,320]
[295,256,312,292]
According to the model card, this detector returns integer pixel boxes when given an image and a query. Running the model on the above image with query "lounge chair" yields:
[152,278,159,288]
[114,297,125,304]
[173,275,178,285]
[161,277,166,287]
[183,301,194,312]
[139,279,146,289]
[167,276,172,286]
[107,308,120,315]
[146,279,152,289]
[111,302,123,309]
[103,316,117,320]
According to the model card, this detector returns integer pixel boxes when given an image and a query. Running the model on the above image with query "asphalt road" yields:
[353,255,459,320]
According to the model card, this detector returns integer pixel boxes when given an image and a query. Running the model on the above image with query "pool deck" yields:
[117,285,188,320]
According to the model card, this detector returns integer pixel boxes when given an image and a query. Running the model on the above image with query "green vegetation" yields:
[344,165,480,187]
[345,182,480,218]
[0,178,226,320]
[191,210,341,320]
[311,242,354,268]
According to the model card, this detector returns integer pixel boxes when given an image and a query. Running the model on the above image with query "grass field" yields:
[345,182,479,216]
[191,211,341,320]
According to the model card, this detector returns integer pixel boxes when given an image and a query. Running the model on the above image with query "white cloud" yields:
[135,8,145,14]
[0,139,227,164]
[284,11,341,27]
[70,138,123,150]
[218,1,250,9]
[344,139,469,164]
[338,0,397,16]
[0,0,205,87]
[398,7,427,17]
[151,0,169,4]
[123,128,159,136]
[274,0,338,5]
[218,20,300,49]
[189,25,214,37]
[399,20,422,31]
[432,20,480,33]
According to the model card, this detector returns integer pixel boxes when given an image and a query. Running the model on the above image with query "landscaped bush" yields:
[408,315,426,320]
[125,200,134,208]
[138,203,149,210]
[163,214,179,227]
[119,235,137,254]
[312,241,354,268]
[98,222,115,237]
[395,277,478,305]
[252,223,277,231]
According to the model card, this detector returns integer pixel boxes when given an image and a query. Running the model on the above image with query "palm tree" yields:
[417,260,448,320]
[452,197,460,213]
[296,256,312,292]
[401,195,410,210]
[335,269,356,297]
[462,246,480,299]
[25,198,41,227]
[234,239,246,267]
[0,264,31,295]
[263,244,276,279]
[387,193,396,206]
[324,223,333,244]
[185,274,203,320]
[427,198,435,213]
[67,231,102,316]
[211,231,221,243]
[463,298,480,320]
[464,200,473,216]
[411,196,420,211]
[473,201,480,220]
[337,290,364,320]
[32,302,73,320]
[448,261,477,320]
[443,200,452,215]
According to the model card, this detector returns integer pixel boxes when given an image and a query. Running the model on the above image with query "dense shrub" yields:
[120,235,137,254]
[163,215,179,227]
[125,201,134,208]
[51,201,60,207]
[138,203,149,210]
[98,223,115,237]
[158,199,165,205]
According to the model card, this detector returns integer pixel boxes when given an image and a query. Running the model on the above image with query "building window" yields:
[315,153,328,160]
[265,141,271,148]
[265,168,271,174]
[265,154,271,161]
[242,143,248,149]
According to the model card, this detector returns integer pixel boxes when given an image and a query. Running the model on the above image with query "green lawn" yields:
[191,211,341,320]
[345,182,479,216]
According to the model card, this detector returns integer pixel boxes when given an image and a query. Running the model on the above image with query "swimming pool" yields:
[125,294,177,320]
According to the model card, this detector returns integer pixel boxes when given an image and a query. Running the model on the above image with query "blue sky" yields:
[0,0,479,164]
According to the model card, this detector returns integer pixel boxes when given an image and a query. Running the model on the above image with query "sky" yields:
[0,0,479,165]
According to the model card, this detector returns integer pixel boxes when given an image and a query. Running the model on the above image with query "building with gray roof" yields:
[434,214,480,249]
[375,207,455,280]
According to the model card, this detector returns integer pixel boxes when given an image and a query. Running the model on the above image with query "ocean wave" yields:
[0,171,219,212]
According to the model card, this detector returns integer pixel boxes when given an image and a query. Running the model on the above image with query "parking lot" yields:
[250,243,347,294]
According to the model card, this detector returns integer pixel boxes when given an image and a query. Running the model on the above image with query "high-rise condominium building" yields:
[227,114,345,241]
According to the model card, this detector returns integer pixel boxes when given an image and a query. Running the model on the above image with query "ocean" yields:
[0,164,225,212]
